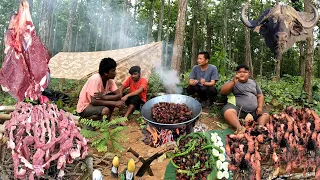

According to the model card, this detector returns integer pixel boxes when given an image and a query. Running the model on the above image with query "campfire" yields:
[142,123,195,147]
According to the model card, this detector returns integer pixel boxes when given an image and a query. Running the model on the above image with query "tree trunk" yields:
[206,13,212,55]
[147,0,155,43]
[171,0,188,73]
[303,0,314,101]
[94,17,100,51]
[157,0,165,42]
[101,18,107,50]
[275,56,281,81]
[39,0,51,49]
[165,0,172,67]
[190,0,198,68]
[318,45,320,78]
[63,0,77,52]
[52,16,58,52]
[298,42,305,77]
[119,1,126,48]
[244,27,253,74]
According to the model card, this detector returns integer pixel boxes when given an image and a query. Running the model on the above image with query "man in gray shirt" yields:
[187,52,219,107]
[220,64,269,134]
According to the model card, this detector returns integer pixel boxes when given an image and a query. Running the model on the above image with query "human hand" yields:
[115,100,124,108]
[121,96,128,102]
[233,74,240,83]
[200,78,206,85]
[256,107,263,115]
[191,79,198,86]
[93,92,104,100]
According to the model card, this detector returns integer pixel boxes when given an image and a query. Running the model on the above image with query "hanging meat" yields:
[0,0,50,102]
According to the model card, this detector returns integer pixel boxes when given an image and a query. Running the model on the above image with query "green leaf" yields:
[133,110,140,115]
[96,139,107,152]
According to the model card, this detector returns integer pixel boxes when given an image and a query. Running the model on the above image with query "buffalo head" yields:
[241,3,319,58]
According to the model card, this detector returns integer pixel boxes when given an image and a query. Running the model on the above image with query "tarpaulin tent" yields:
[49,42,163,84]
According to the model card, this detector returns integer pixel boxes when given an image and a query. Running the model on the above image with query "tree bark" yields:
[303,0,314,101]
[119,1,127,48]
[244,26,253,74]
[190,0,198,68]
[147,0,155,43]
[298,42,305,77]
[165,0,172,67]
[94,17,100,51]
[63,0,78,52]
[157,0,165,42]
[171,0,188,73]
[39,0,51,49]
[318,45,320,78]
[206,13,212,55]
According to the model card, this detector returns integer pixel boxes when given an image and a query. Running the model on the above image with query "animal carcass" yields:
[0,1,50,102]
[241,3,319,59]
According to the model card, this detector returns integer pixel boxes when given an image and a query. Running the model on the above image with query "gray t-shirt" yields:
[189,65,219,88]
[232,79,262,112]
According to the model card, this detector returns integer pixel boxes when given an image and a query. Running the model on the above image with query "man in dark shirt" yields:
[187,51,219,107]
[220,64,269,134]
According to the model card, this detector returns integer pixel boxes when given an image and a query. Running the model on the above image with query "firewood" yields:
[0,106,15,112]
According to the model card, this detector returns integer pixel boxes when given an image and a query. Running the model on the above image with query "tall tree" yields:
[244,26,253,74]
[157,0,165,41]
[165,0,172,67]
[206,12,212,55]
[298,42,305,77]
[171,0,188,73]
[318,46,320,78]
[63,0,78,52]
[303,0,314,101]
[147,0,155,43]
[190,0,199,68]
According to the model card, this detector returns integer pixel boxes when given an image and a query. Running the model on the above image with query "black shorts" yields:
[221,103,267,121]
[79,105,106,118]
[125,95,144,110]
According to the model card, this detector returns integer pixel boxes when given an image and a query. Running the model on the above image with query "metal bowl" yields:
[141,94,202,129]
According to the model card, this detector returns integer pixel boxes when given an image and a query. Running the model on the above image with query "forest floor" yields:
[92,107,227,180]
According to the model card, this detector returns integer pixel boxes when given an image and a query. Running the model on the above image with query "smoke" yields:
[154,66,182,94]
[83,0,149,51]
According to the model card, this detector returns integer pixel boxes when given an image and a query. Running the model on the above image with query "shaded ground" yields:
[90,107,229,180]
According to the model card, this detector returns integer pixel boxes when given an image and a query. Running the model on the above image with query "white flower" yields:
[212,148,219,157]
[216,136,222,141]
[223,170,229,179]
[219,154,226,161]
[211,135,217,142]
[217,170,223,179]
[216,160,223,170]
[217,140,224,147]
[213,132,218,136]
[220,147,226,153]
[222,161,229,171]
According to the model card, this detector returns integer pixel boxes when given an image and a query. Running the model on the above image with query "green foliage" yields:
[256,75,320,113]
[148,70,165,97]
[210,47,237,76]
[0,91,16,105]
[80,116,128,152]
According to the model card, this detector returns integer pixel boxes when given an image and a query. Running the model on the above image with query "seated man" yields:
[119,66,148,118]
[187,51,219,107]
[220,64,269,134]
[77,57,123,121]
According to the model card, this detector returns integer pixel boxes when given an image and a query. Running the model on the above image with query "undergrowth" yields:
[80,116,128,152]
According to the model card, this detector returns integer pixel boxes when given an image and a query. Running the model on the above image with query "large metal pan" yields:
[141,94,202,129]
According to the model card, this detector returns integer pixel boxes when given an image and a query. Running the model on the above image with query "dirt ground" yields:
[92,107,230,180]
